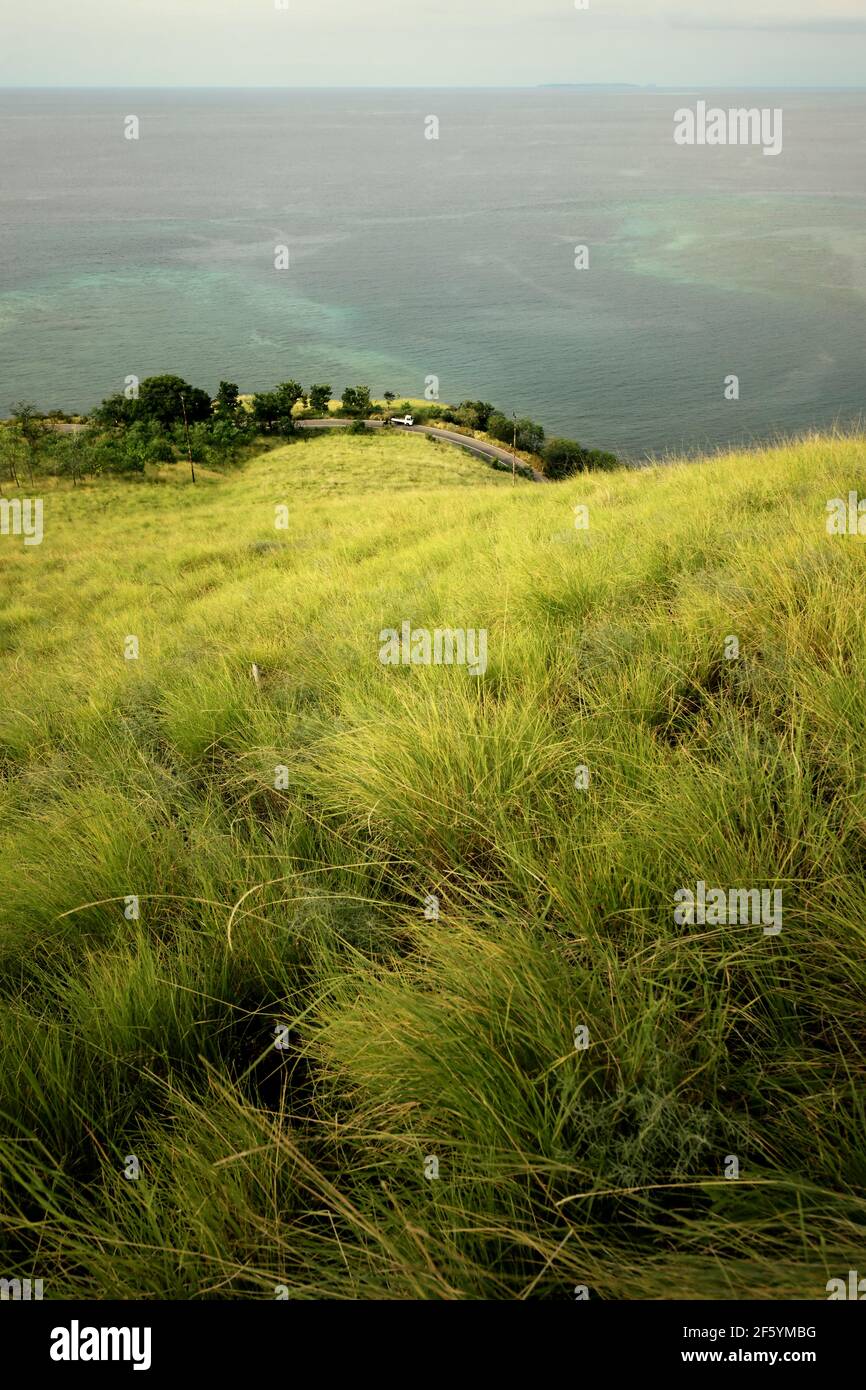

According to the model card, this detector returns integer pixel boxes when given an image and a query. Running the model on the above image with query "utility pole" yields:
[180,393,196,484]
[512,412,518,485]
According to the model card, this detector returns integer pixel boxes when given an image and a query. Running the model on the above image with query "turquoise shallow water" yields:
[0,87,864,458]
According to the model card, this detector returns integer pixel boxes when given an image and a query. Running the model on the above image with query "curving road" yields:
[296,418,546,482]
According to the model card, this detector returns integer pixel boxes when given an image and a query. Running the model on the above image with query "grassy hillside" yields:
[1,428,865,1300]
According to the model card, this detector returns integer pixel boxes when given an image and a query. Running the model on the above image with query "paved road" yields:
[296,418,546,482]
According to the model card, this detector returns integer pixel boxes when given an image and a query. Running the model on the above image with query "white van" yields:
[389,415,414,427]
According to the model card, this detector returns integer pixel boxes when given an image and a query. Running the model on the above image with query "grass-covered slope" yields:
[1,428,865,1299]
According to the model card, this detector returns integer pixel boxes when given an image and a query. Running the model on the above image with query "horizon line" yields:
[2,82,866,92]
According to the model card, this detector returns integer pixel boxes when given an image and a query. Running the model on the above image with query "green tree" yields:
[308,384,332,415]
[341,385,373,417]
[251,381,303,436]
[0,425,24,487]
[273,380,304,432]
[214,381,243,421]
[137,376,212,430]
[90,393,139,429]
[251,391,279,433]
[10,401,44,484]
[486,413,544,455]
[515,417,545,455]
[209,417,249,457]
[53,433,83,486]
[116,421,168,473]
[486,412,512,444]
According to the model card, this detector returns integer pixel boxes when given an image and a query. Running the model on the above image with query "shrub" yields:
[544,438,619,479]
[586,449,619,471]
[456,400,494,431]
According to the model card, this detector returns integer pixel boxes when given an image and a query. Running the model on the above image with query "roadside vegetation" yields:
[1,378,618,484]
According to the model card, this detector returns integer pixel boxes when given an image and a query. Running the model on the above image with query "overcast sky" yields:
[3,0,865,87]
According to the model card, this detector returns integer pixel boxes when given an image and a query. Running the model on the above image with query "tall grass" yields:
[1,428,865,1298]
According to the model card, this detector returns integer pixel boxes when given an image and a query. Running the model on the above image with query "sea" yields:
[0,87,864,459]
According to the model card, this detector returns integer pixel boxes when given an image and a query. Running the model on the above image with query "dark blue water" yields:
[1,87,864,458]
